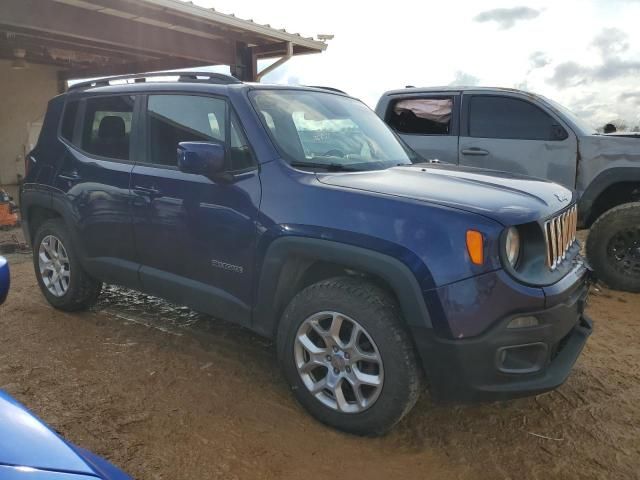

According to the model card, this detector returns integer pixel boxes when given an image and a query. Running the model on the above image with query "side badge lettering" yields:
[211,259,244,274]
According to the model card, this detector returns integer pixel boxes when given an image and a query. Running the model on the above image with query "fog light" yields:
[507,316,539,329]
[496,342,547,374]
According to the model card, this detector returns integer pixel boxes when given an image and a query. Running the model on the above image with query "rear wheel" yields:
[587,202,640,293]
[277,276,422,435]
[33,219,102,311]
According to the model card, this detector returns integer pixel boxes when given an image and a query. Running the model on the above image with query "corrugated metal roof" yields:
[137,0,327,51]
[51,0,328,52]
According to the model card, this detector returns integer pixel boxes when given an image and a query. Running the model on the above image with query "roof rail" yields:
[306,85,348,94]
[69,71,242,90]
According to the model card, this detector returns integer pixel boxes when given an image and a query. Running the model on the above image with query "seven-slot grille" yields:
[544,204,578,270]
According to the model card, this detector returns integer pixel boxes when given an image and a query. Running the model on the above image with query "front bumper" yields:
[415,262,593,403]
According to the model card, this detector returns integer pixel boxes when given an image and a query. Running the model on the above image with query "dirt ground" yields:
[1,227,639,480]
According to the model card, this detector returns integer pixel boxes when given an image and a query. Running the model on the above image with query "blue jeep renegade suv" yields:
[21,72,593,435]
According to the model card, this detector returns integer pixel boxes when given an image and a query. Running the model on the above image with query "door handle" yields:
[132,185,161,197]
[461,148,489,156]
[58,172,82,182]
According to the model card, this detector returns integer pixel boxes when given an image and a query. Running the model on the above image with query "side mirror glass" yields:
[177,142,226,179]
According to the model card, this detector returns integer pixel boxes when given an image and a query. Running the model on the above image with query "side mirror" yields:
[0,257,9,305]
[551,124,568,141]
[177,142,226,179]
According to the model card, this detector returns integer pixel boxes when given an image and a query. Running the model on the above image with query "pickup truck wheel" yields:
[587,202,640,293]
[33,219,102,311]
[277,276,422,436]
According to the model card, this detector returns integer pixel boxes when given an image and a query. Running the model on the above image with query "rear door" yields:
[458,93,578,188]
[382,93,460,164]
[130,93,261,325]
[55,94,140,288]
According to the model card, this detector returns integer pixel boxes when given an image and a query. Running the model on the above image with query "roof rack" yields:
[69,71,242,90]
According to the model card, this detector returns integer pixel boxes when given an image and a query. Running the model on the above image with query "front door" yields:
[131,94,261,325]
[384,94,460,164]
[458,93,578,188]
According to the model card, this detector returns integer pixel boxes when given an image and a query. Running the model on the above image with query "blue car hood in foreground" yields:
[317,163,575,225]
[0,256,9,304]
[0,391,130,479]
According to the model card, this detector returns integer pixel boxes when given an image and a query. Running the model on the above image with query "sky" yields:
[188,0,640,129]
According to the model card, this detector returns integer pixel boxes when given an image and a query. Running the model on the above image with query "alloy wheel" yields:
[294,311,384,413]
[38,235,71,297]
[607,226,640,279]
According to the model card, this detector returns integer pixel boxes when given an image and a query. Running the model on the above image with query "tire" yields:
[277,276,422,436]
[586,202,640,293]
[33,219,102,311]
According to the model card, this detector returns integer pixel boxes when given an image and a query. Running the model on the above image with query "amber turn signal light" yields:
[466,230,484,265]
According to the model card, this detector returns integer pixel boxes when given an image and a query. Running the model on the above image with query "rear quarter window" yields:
[60,99,79,142]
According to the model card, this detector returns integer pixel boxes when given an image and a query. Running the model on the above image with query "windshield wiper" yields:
[290,161,361,172]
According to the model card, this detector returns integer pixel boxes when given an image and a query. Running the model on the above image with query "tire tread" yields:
[277,275,422,435]
[586,201,640,292]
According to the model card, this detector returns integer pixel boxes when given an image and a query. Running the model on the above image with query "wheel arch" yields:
[579,168,640,227]
[251,237,433,338]
[20,189,57,246]
[21,189,84,261]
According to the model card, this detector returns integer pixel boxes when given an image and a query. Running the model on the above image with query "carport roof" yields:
[0,0,329,82]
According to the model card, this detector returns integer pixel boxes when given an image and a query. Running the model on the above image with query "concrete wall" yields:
[0,60,59,186]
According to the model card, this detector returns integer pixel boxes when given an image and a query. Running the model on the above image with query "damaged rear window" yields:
[388,98,453,135]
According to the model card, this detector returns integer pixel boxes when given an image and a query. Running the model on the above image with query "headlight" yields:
[505,227,521,267]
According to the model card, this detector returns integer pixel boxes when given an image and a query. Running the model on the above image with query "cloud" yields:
[548,28,640,87]
[548,61,589,88]
[594,58,640,81]
[473,7,541,29]
[448,70,480,86]
[529,51,551,69]
[592,27,630,57]
[619,92,640,105]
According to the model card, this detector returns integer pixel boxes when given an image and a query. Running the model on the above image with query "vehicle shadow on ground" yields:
[95,283,603,455]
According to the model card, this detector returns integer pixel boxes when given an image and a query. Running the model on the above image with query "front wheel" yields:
[586,202,640,293]
[277,276,422,435]
[33,219,102,311]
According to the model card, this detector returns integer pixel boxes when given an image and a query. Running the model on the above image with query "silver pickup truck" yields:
[376,87,640,292]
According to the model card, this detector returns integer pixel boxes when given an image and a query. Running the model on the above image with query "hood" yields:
[0,465,97,479]
[316,164,575,225]
[0,390,95,476]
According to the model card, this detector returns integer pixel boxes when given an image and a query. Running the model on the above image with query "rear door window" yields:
[387,97,453,135]
[468,96,560,140]
[80,96,135,160]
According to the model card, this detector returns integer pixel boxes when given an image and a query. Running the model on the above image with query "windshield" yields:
[250,90,414,171]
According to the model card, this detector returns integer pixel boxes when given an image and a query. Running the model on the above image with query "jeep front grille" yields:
[544,204,578,270]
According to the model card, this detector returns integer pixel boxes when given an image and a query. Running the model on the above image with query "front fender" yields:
[251,235,433,338]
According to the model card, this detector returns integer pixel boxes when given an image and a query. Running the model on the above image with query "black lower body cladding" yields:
[413,272,593,403]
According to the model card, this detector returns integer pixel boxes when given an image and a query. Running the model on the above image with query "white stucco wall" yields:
[0,60,59,186]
